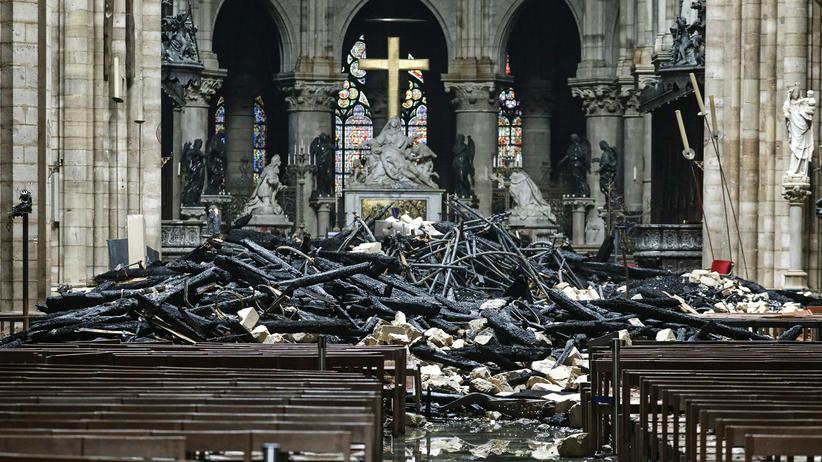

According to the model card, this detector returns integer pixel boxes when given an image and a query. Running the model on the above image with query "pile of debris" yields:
[3,202,815,427]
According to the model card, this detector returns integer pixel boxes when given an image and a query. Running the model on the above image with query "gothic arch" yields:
[494,0,584,75]
[333,0,453,70]
[211,0,297,71]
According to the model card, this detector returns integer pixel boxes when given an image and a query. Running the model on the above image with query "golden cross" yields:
[359,36,429,119]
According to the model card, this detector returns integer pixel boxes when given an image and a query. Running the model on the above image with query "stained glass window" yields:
[214,96,226,143]
[252,96,267,183]
[335,35,373,194]
[401,54,428,146]
[497,87,523,167]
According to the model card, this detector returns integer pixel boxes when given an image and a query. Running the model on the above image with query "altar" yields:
[342,187,444,226]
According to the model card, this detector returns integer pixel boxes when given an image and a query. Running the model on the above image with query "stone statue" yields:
[506,170,557,223]
[351,117,439,189]
[585,211,606,245]
[204,131,227,195]
[666,12,705,67]
[452,134,476,198]
[783,84,816,180]
[161,11,199,64]
[181,139,205,206]
[670,17,692,65]
[557,134,591,197]
[242,156,284,216]
[311,133,335,197]
[593,141,619,200]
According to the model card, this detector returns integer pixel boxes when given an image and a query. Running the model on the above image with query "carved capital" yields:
[570,81,624,116]
[620,86,641,114]
[280,80,338,112]
[444,81,497,112]
[782,176,812,203]
[184,77,222,106]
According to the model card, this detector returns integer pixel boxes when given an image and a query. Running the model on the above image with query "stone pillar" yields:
[570,80,625,205]
[444,81,498,216]
[179,75,222,218]
[279,78,337,234]
[620,86,644,214]
[224,83,255,193]
[171,107,183,219]
[519,79,553,189]
[312,197,336,238]
[642,113,653,224]
[782,181,811,289]
[569,79,625,238]
[564,196,594,246]
[181,75,222,159]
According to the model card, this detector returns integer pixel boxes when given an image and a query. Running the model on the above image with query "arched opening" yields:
[338,0,453,190]
[212,0,287,196]
[504,0,584,198]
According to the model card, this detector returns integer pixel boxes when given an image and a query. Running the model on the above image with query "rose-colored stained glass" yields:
[401,58,428,146]
[335,36,373,194]
[252,97,267,182]
[497,87,523,168]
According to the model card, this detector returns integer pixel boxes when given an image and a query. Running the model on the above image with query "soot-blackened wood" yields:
[214,256,273,286]
[240,239,300,275]
[377,296,441,317]
[277,262,373,293]
[410,341,486,372]
[261,319,357,335]
[453,345,552,363]
[473,344,522,371]
[480,307,538,346]
[552,338,576,368]
[591,298,772,340]
[546,289,603,321]
[427,317,461,334]
[542,320,630,336]
[778,324,804,341]
[318,250,403,274]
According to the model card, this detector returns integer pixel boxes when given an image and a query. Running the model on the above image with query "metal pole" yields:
[262,443,281,462]
[317,335,327,371]
[22,212,29,331]
[611,337,621,455]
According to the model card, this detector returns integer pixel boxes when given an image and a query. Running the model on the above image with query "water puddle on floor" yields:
[383,418,598,461]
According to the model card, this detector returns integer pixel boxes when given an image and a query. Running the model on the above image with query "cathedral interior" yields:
[2,1,822,460]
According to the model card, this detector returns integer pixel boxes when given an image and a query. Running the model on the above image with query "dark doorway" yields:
[212,0,285,197]
[651,96,704,223]
[506,0,585,193]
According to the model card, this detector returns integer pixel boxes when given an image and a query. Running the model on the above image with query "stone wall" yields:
[703,0,818,288]
[0,0,161,311]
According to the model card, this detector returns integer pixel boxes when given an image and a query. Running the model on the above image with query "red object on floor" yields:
[710,259,734,275]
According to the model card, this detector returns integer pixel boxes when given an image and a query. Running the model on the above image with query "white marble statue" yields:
[505,170,556,222]
[242,156,284,216]
[783,84,816,180]
[351,117,439,189]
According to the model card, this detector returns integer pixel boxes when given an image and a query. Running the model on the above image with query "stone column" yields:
[782,181,811,289]
[171,107,183,219]
[279,78,337,234]
[224,82,255,194]
[444,81,498,216]
[564,196,594,246]
[569,79,625,238]
[312,197,336,238]
[182,75,222,157]
[519,79,553,189]
[620,86,644,214]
